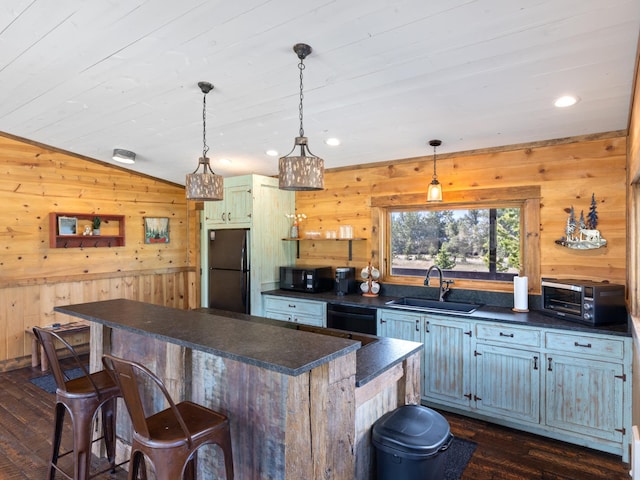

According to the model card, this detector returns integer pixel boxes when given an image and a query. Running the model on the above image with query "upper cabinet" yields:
[49,212,125,248]
[204,176,253,227]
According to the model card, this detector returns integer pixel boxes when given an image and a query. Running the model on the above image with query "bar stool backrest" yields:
[102,354,194,447]
[32,326,98,395]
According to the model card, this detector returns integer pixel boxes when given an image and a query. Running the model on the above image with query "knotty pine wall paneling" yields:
[294,134,627,292]
[0,133,199,371]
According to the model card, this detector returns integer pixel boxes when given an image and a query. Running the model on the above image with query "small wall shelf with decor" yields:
[49,213,125,248]
[282,238,365,261]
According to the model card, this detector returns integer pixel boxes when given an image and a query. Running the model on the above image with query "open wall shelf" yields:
[282,238,365,260]
[49,212,125,248]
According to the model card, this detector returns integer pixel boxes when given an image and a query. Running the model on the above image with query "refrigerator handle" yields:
[241,272,248,309]
[240,233,247,271]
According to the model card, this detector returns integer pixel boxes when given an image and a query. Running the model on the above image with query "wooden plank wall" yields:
[294,133,627,292]
[0,132,199,371]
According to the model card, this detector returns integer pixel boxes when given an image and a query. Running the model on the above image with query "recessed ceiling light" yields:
[554,95,579,108]
[266,149,279,157]
[220,158,231,165]
[325,137,340,146]
[112,149,136,164]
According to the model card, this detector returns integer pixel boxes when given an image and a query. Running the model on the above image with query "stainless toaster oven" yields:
[541,278,626,325]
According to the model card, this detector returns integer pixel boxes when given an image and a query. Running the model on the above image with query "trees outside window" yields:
[390,207,520,281]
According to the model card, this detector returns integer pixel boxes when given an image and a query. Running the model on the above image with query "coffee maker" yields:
[335,267,355,295]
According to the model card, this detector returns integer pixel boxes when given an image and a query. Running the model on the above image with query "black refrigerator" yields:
[208,228,250,313]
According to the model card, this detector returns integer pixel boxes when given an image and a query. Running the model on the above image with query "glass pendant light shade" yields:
[279,136,324,190]
[427,179,443,202]
[186,157,224,201]
[278,43,324,191]
[427,139,443,203]
[186,81,224,201]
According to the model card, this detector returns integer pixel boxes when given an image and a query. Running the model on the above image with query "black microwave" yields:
[541,278,626,326]
[279,266,333,293]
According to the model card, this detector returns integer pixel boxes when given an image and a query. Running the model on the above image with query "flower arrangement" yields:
[285,213,306,238]
[285,213,307,226]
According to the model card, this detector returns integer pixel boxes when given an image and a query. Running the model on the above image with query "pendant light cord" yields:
[298,58,306,138]
[432,144,437,180]
[202,91,209,159]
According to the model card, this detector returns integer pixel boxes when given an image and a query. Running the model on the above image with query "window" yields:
[370,186,540,292]
[390,207,520,281]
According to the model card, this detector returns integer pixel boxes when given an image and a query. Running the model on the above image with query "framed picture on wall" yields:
[58,216,78,235]
[144,217,169,244]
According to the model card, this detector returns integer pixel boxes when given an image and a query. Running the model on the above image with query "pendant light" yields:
[278,43,324,191]
[186,81,224,201]
[427,139,443,202]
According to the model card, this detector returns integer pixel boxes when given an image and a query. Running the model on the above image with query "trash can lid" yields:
[372,405,452,456]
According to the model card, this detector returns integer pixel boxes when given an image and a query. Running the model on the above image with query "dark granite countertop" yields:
[55,299,359,377]
[54,299,423,387]
[195,307,423,387]
[262,289,631,337]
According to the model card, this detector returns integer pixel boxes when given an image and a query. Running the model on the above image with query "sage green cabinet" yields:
[544,331,627,448]
[378,309,421,342]
[473,322,540,424]
[263,295,326,327]
[423,315,472,409]
[376,307,631,461]
[204,177,253,226]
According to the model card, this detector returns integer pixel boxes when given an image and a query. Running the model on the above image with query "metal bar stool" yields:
[33,326,123,480]
[102,354,234,480]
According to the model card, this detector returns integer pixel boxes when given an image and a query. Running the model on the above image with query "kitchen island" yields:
[54,299,422,479]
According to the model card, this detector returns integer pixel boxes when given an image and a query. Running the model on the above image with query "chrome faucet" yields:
[424,265,453,301]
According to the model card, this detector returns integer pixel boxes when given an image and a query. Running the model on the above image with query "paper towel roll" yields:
[513,276,529,312]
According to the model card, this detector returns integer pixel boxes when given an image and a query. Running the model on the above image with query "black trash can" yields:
[372,404,453,480]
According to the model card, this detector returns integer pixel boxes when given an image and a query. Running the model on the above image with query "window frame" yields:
[370,186,541,293]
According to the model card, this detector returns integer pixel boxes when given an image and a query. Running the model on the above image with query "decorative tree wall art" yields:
[144,217,169,244]
[555,193,606,249]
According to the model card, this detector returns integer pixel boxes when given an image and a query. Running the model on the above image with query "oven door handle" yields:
[541,281,582,292]
[328,311,375,322]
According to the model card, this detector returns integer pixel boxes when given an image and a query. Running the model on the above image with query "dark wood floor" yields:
[0,358,631,479]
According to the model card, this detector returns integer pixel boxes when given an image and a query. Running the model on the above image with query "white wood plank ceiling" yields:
[0,0,639,185]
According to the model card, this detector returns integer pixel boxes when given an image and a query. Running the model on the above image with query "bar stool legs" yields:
[103,354,234,480]
[33,326,122,480]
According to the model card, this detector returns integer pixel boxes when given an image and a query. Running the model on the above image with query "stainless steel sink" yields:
[385,297,481,314]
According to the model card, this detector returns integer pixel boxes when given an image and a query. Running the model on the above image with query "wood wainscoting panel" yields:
[0,269,196,371]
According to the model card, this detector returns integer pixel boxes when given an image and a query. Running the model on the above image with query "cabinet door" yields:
[474,343,540,424]
[225,185,252,225]
[545,354,624,443]
[204,199,228,225]
[378,310,421,342]
[423,316,472,408]
[263,296,326,327]
[203,183,252,226]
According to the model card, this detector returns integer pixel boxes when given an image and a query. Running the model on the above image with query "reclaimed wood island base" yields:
[55,299,422,479]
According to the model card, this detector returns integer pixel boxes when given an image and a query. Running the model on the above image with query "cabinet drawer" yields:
[263,296,326,316]
[545,332,624,359]
[476,323,540,347]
